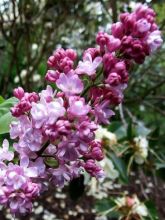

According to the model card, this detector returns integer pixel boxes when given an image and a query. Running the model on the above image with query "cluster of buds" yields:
[0,4,162,215]
[11,88,39,117]
[0,140,41,214]
[111,3,163,63]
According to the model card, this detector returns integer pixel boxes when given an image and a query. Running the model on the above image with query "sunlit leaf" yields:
[0,96,4,104]
[0,112,15,135]
[0,97,17,134]
[0,97,17,117]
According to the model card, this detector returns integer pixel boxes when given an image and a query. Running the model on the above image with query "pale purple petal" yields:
[92,56,102,69]
[20,157,29,168]
[56,72,84,95]
[76,54,102,76]
[25,167,38,178]
[2,139,9,151]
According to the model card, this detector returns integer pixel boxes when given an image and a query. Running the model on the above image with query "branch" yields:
[110,0,118,22]
[143,101,165,116]
[35,141,50,159]
[119,103,127,128]
[141,79,165,100]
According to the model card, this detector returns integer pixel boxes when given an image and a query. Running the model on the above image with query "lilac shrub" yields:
[0,4,162,215]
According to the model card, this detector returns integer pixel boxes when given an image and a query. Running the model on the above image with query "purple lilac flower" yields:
[31,97,65,128]
[68,96,91,116]
[76,53,102,76]
[0,140,14,162]
[56,72,84,95]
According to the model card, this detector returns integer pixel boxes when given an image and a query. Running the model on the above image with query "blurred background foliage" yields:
[0,0,165,219]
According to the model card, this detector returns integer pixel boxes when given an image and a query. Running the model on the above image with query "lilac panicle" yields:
[2,3,162,215]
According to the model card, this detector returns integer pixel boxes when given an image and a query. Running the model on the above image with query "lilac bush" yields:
[0,3,162,216]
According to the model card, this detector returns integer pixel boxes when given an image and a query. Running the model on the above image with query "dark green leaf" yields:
[108,152,128,183]
[149,127,160,148]
[108,121,127,140]
[95,198,119,218]
[145,200,159,220]
[127,120,135,141]
[95,198,116,213]
[44,157,59,168]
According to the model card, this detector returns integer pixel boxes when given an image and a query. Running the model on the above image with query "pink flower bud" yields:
[151,23,158,31]
[111,22,124,39]
[11,106,21,117]
[45,70,60,83]
[115,61,126,71]
[59,57,74,73]
[120,12,129,23]
[90,140,104,161]
[13,87,24,100]
[26,92,39,103]
[106,72,121,86]
[120,13,136,31]
[146,15,154,24]
[135,4,155,20]
[11,101,31,117]
[96,32,110,51]
[84,159,105,179]
[107,35,121,52]
[47,55,55,67]
[53,48,66,60]
[83,47,100,60]
[66,49,77,61]
[103,53,117,73]
[91,147,104,161]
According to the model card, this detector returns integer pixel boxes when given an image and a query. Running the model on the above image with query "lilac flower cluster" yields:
[0,140,41,214]
[111,3,163,63]
[0,4,162,215]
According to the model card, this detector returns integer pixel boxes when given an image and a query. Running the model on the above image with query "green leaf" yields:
[108,121,127,140]
[95,198,119,218]
[116,126,127,140]
[112,143,129,156]
[108,121,122,132]
[135,122,151,136]
[44,157,59,168]
[156,163,165,170]
[0,112,15,135]
[107,152,128,183]
[0,97,17,134]
[149,127,159,148]
[127,120,136,141]
[156,168,165,181]
[0,97,18,117]
[145,201,159,220]
[0,96,4,104]
[38,62,47,76]
[95,198,115,212]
